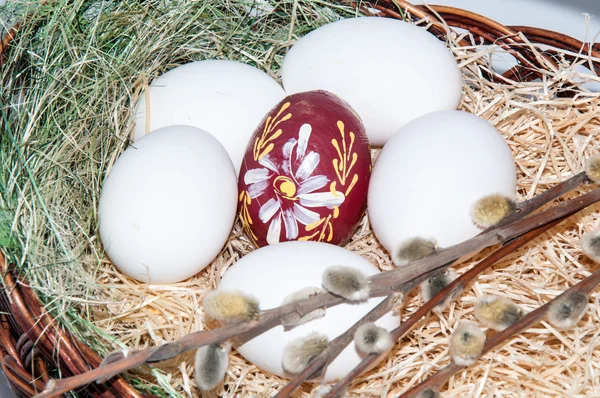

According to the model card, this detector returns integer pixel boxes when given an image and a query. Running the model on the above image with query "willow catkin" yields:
[474,296,524,331]
[395,237,438,266]
[195,343,230,391]
[354,323,393,354]
[449,322,486,366]
[547,291,589,330]
[420,269,461,313]
[202,290,260,323]
[321,266,369,301]
[282,332,329,374]
[470,193,516,229]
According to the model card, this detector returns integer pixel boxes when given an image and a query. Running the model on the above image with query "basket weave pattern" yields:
[1,1,599,397]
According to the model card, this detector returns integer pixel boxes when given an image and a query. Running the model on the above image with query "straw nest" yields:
[1,1,600,397]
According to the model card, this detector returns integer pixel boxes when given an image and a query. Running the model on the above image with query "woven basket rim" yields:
[1,1,599,397]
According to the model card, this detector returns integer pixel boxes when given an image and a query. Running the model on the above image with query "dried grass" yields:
[1,1,600,397]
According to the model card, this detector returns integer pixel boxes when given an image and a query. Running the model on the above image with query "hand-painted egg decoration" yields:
[238,90,370,247]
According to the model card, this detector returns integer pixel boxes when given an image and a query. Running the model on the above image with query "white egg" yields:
[281,17,462,146]
[368,110,516,264]
[133,60,286,173]
[99,125,237,284]
[217,241,399,382]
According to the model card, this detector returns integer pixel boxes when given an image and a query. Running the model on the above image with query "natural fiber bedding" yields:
[1,1,600,397]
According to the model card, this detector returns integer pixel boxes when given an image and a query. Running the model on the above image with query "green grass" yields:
[0,0,360,395]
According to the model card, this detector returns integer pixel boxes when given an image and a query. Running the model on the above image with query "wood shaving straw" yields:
[1,1,599,397]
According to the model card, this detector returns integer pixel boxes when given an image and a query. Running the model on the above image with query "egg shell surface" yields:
[238,90,371,247]
[217,241,399,381]
[368,110,517,264]
[99,125,237,284]
[281,17,462,146]
[133,60,286,173]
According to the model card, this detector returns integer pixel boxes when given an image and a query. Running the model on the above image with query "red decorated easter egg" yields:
[238,90,371,247]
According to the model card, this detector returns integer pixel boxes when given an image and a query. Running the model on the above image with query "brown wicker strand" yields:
[371,1,558,81]
[0,23,19,65]
[0,316,22,369]
[2,356,47,394]
[0,252,144,398]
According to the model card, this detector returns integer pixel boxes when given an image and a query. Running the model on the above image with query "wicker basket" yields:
[1,1,599,397]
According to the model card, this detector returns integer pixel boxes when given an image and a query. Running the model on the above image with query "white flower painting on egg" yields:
[243,123,346,244]
[238,91,371,248]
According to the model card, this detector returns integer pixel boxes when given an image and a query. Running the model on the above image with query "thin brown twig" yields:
[324,218,564,398]
[486,171,587,230]
[303,172,589,397]
[437,171,587,271]
[274,294,400,397]
[399,267,600,397]
[274,277,429,397]
[35,183,598,398]
[366,184,600,295]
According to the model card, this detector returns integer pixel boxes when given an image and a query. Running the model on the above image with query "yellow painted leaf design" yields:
[326,222,334,242]
[306,217,326,232]
[258,143,274,160]
[345,174,359,196]
[252,102,292,161]
[299,231,320,241]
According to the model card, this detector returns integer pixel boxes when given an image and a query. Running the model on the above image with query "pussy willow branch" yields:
[280,220,550,396]
[488,172,587,230]
[400,267,600,398]
[316,173,589,397]
[274,278,429,398]
[367,178,597,295]
[274,294,400,398]
[35,176,595,398]
[319,174,593,397]
[323,219,564,398]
